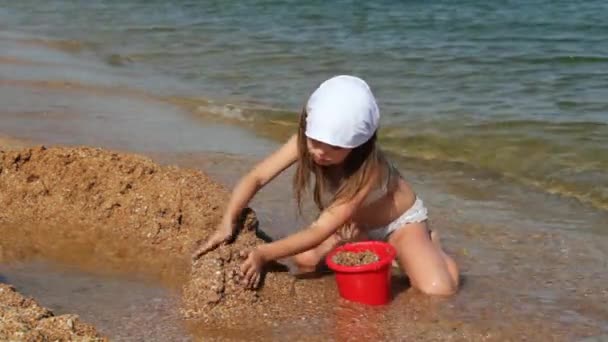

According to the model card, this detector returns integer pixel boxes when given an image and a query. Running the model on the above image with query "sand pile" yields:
[182,208,281,320]
[0,284,104,341]
[0,145,332,331]
[0,145,228,253]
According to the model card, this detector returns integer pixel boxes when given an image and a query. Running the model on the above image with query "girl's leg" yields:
[429,230,459,286]
[388,221,459,296]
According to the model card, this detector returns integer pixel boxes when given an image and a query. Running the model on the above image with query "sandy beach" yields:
[0,27,607,341]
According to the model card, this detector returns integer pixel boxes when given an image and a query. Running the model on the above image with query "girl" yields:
[194,75,459,296]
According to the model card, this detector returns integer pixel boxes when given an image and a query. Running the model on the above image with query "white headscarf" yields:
[305,75,380,148]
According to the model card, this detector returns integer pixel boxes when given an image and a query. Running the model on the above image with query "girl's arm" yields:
[257,164,380,261]
[258,200,356,261]
[221,134,298,223]
[193,134,298,258]
[240,167,379,287]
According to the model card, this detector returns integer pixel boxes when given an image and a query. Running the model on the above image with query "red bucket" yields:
[326,241,397,306]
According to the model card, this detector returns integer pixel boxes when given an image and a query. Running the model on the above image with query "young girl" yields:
[194,75,459,296]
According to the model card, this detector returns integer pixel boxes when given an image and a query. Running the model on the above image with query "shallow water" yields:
[0,81,276,156]
[0,261,190,341]
[1,0,607,209]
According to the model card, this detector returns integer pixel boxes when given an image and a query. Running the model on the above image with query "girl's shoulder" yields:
[377,148,402,184]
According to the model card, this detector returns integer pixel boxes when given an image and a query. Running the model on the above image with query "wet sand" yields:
[0,33,607,341]
[0,281,104,341]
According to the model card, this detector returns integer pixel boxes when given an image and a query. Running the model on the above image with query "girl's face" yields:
[306,138,352,166]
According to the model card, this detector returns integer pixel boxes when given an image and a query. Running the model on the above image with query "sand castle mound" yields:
[0,146,227,251]
[0,146,334,336]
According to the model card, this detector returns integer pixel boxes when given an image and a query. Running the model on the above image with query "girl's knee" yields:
[445,256,460,287]
[416,277,458,296]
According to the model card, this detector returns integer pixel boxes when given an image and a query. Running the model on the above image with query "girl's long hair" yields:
[293,107,381,213]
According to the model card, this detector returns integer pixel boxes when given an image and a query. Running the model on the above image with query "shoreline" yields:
[1,31,607,212]
[0,135,33,150]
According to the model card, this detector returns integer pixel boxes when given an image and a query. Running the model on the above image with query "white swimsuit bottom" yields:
[366,197,428,241]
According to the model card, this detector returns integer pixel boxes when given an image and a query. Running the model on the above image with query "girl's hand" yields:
[240,249,266,289]
[192,219,235,260]
[336,222,365,244]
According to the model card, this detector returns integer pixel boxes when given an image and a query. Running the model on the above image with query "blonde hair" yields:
[293,107,382,213]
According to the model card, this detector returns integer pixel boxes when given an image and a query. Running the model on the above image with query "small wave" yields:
[9,37,91,54]
[0,56,45,66]
[105,53,135,67]
[164,94,608,212]
[168,99,608,213]
[471,119,608,135]
[124,26,178,33]
[379,126,608,211]
[514,55,608,65]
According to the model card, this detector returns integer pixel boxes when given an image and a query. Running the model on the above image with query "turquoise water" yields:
[1,0,607,209]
